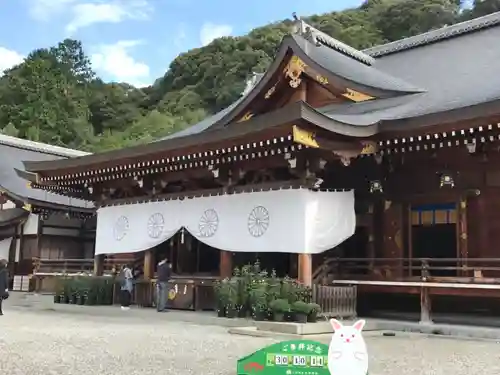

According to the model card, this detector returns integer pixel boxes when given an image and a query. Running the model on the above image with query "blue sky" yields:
[0,0,363,86]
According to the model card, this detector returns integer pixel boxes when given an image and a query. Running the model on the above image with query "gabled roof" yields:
[0,134,92,209]
[157,12,500,143]
[157,24,422,143]
[291,33,422,95]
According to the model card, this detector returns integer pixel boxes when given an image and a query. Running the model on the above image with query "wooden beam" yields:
[458,198,468,277]
[143,250,154,280]
[291,125,369,153]
[220,250,232,279]
[298,253,312,287]
[93,254,104,276]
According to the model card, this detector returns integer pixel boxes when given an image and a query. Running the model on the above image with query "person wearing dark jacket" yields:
[0,259,9,315]
[156,257,172,312]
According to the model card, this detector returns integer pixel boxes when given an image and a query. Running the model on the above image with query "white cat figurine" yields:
[327,319,368,375]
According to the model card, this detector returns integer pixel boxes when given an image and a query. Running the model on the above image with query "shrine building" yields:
[0,134,94,289]
[19,12,500,316]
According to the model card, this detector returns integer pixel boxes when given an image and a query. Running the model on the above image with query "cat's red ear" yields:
[353,319,366,332]
[330,319,343,331]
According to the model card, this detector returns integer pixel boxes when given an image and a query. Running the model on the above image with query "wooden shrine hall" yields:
[19,12,500,318]
[0,134,95,288]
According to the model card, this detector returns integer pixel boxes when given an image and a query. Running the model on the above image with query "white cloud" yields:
[28,0,152,33]
[0,47,24,75]
[199,23,233,46]
[28,0,76,21]
[91,40,150,87]
[66,0,151,34]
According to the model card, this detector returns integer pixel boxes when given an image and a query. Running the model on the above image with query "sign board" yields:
[237,340,329,375]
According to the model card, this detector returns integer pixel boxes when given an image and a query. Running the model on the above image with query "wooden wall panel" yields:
[451,185,500,277]
[39,236,83,259]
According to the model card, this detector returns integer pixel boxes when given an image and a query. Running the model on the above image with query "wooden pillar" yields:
[143,250,154,280]
[93,254,104,276]
[382,200,403,279]
[298,253,312,286]
[457,198,468,276]
[419,286,432,324]
[476,191,489,276]
[366,204,376,275]
[220,250,233,278]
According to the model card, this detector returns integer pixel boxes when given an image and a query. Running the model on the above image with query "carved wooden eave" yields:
[376,121,500,157]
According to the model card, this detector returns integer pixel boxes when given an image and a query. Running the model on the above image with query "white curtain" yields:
[95,189,356,255]
[0,237,12,261]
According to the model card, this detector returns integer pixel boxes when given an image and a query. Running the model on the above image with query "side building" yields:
[0,134,95,288]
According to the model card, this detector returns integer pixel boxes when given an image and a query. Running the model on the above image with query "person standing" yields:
[119,264,134,310]
[156,257,172,312]
[0,259,9,316]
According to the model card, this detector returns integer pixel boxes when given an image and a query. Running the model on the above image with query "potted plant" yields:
[225,279,238,318]
[269,298,290,322]
[214,279,228,317]
[307,303,321,322]
[249,281,268,321]
[291,301,310,323]
[59,277,70,304]
[266,271,281,304]
[103,278,114,305]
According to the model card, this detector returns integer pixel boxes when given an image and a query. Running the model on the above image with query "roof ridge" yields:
[292,18,375,66]
[0,133,90,158]
[364,11,500,57]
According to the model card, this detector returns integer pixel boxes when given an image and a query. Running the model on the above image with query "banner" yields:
[95,189,355,255]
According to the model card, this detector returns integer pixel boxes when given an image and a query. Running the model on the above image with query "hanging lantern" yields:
[439,172,455,188]
[369,180,383,193]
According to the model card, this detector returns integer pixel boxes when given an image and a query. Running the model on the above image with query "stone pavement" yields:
[2,303,500,375]
[11,292,500,341]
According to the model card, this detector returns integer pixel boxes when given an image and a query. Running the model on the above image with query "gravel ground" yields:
[1,307,500,375]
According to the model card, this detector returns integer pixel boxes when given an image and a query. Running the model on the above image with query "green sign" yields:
[237,340,330,375]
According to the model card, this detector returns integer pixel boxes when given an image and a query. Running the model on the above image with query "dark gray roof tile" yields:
[292,34,423,94]
[370,23,500,120]
[365,12,500,57]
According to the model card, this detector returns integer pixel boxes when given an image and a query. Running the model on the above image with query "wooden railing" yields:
[312,284,357,319]
[32,257,134,275]
[313,257,500,284]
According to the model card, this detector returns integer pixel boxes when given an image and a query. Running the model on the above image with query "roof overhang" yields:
[0,208,29,229]
[0,184,94,213]
[23,97,500,177]
[24,101,383,176]
[24,101,306,173]
[381,98,500,135]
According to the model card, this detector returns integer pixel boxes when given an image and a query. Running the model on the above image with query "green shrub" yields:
[291,300,310,314]
[269,298,290,313]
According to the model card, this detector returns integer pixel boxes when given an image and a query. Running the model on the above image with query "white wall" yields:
[23,214,39,235]
[1,200,15,210]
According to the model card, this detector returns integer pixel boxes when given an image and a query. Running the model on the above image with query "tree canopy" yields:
[0,0,497,153]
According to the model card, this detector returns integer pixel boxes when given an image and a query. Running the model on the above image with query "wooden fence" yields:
[312,284,357,319]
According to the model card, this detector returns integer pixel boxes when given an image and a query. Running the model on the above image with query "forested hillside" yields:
[0,0,498,152]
